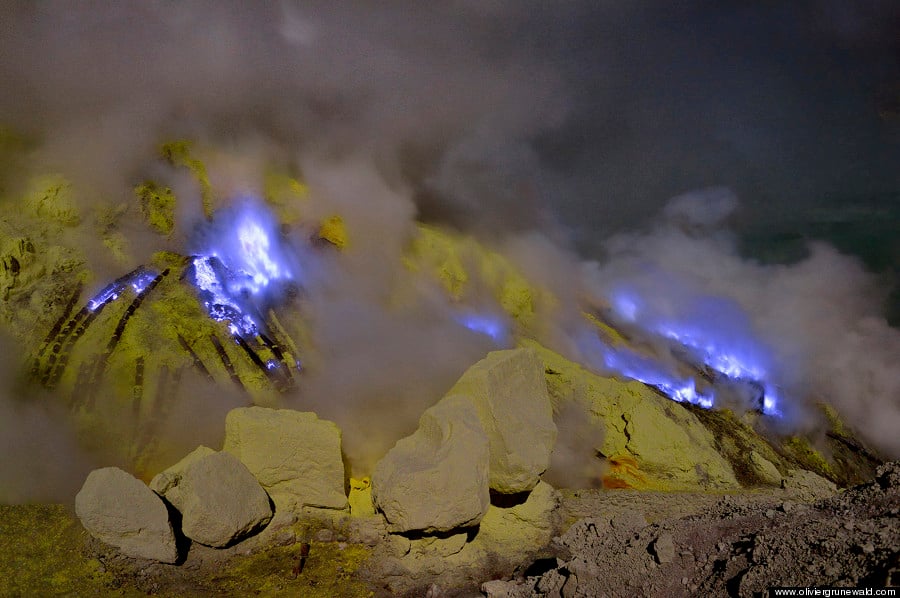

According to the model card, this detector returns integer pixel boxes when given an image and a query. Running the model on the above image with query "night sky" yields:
[523,2,899,254]
[2,3,897,241]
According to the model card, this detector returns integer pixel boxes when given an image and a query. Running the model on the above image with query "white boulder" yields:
[448,348,557,493]
[372,395,491,533]
[151,448,272,547]
[75,467,178,563]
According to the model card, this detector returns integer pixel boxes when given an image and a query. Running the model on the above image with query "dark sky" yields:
[529,1,900,245]
[1,1,898,254]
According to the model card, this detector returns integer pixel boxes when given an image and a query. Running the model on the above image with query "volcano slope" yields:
[0,143,895,597]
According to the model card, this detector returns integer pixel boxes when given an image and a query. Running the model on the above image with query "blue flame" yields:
[603,284,783,416]
[581,331,715,409]
[191,255,260,336]
[455,312,508,343]
[189,199,298,337]
[204,200,295,298]
[130,270,158,295]
[88,267,158,311]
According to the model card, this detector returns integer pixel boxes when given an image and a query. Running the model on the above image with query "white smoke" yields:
[585,188,900,456]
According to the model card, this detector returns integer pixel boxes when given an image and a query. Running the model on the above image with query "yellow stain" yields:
[348,476,375,517]
[318,215,348,250]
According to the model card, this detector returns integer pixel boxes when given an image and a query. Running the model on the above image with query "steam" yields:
[0,2,898,501]
[584,188,900,455]
[0,335,98,503]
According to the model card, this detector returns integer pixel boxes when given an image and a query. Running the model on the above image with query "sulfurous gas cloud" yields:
[1,1,898,501]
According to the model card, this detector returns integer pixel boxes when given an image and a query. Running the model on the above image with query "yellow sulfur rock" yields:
[523,339,739,491]
[23,174,81,227]
[160,140,214,218]
[496,265,536,324]
[404,224,549,327]
[134,181,176,235]
[348,477,376,517]
[264,170,309,225]
[406,224,469,299]
[318,215,348,249]
[582,311,629,347]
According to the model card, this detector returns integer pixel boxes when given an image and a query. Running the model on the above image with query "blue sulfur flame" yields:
[579,330,715,409]
[191,255,260,336]
[455,312,508,343]
[130,270,159,295]
[605,285,782,416]
[203,200,295,299]
[603,343,715,409]
[87,267,158,311]
[189,199,298,337]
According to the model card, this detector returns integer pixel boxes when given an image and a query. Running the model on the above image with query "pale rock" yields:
[481,580,515,598]
[410,532,469,558]
[652,533,676,564]
[149,445,215,495]
[562,573,579,598]
[372,395,490,533]
[224,407,347,511]
[749,451,783,486]
[448,348,557,493]
[366,482,560,596]
[75,467,178,563]
[536,569,568,595]
[610,510,648,534]
[346,516,386,547]
[477,481,560,559]
[151,450,272,547]
[481,579,532,598]
[782,469,838,502]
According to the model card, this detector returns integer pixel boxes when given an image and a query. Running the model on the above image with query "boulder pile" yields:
[75,409,348,562]
[223,407,347,512]
[74,348,562,567]
[372,348,557,533]
[372,394,492,533]
[73,343,760,593]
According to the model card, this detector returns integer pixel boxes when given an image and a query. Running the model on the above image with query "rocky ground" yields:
[484,462,900,598]
[3,462,896,597]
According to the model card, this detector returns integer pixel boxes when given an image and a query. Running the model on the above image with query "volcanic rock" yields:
[781,468,837,502]
[150,448,272,548]
[75,467,178,563]
[876,461,900,489]
[149,445,216,495]
[749,450,783,486]
[476,481,560,558]
[372,394,491,533]
[365,479,560,595]
[447,348,557,494]
[525,340,739,490]
[651,532,675,564]
[223,407,347,512]
[484,462,900,597]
